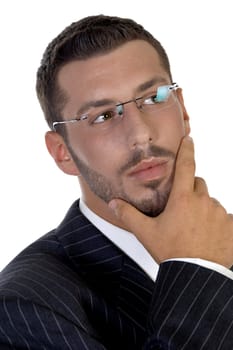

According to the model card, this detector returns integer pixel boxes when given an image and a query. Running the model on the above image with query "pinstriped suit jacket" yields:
[1,200,233,349]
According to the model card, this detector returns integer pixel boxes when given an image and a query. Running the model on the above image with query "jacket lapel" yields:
[56,200,155,348]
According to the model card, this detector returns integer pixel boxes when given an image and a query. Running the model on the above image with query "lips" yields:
[128,157,169,182]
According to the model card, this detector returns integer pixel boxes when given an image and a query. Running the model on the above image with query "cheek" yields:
[156,113,186,152]
[69,130,122,172]
[169,115,186,139]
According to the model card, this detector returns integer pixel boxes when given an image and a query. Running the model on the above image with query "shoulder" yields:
[0,199,92,309]
[0,201,102,348]
[0,229,79,299]
[0,229,92,332]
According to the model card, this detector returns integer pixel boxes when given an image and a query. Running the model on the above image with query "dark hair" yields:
[36,14,172,133]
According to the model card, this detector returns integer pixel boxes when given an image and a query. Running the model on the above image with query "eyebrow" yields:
[75,76,168,116]
[76,98,115,116]
[135,77,168,94]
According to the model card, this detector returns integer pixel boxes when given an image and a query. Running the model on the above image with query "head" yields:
[36,15,172,133]
[36,15,190,223]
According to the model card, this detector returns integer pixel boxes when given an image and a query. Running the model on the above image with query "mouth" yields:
[127,157,170,182]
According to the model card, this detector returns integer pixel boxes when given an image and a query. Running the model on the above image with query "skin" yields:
[110,137,233,268]
[46,40,190,228]
[46,39,233,267]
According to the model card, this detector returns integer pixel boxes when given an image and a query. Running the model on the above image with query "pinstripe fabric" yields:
[0,200,154,349]
[1,200,233,349]
[146,261,233,349]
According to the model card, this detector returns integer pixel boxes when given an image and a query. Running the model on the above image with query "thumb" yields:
[109,199,160,259]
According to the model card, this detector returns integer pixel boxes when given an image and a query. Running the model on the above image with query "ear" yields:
[176,88,191,136]
[45,131,80,176]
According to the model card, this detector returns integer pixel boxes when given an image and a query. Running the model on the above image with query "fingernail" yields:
[186,136,193,142]
[109,200,118,215]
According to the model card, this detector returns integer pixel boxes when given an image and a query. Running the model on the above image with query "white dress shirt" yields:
[79,199,233,281]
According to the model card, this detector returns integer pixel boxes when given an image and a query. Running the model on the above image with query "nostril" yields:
[132,137,153,148]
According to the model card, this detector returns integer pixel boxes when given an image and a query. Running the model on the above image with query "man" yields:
[0,14,233,349]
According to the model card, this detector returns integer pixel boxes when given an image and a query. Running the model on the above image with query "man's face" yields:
[56,40,189,217]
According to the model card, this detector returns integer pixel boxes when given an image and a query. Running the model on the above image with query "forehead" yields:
[57,40,170,114]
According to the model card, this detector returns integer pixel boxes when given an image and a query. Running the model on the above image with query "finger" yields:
[211,198,221,206]
[194,177,209,195]
[210,197,227,215]
[109,198,152,235]
[108,198,159,253]
[210,197,224,209]
[170,136,195,198]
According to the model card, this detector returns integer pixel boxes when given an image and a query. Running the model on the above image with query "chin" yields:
[127,187,170,218]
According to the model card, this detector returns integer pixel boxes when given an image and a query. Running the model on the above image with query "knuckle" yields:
[195,176,205,184]
[198,192,209,202]
[228,214,233,226]
[210,197,224,210]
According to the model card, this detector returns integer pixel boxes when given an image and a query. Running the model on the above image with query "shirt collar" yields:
[79,199,158,281]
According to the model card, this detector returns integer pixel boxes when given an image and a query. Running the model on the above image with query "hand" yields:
[109,136,233,268]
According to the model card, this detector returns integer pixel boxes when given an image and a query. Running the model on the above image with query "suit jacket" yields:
[1,200,233,349]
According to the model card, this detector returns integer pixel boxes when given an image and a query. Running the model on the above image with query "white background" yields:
[0,0,232,270]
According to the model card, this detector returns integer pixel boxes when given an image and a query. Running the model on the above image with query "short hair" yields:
[36,14,172,133]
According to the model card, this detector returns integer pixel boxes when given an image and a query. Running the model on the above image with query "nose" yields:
[122,102,155,149]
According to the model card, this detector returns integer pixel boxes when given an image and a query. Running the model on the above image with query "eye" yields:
[143,86,170,106]
[143,94,160,105]
[92,110,117,124]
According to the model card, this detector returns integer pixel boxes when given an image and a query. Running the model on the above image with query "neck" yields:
[78,177,127,230]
